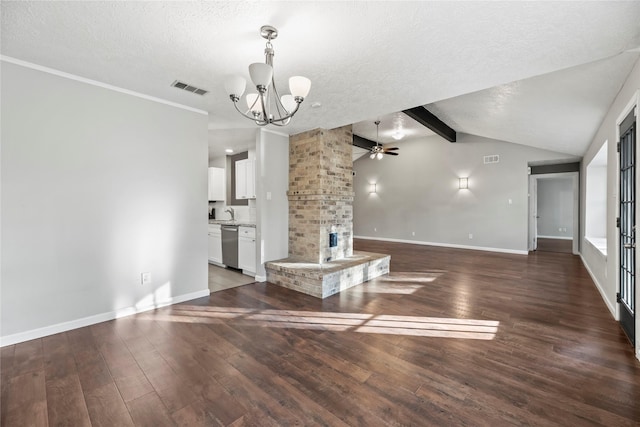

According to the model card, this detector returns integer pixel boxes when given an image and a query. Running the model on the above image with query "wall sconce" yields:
[459,177,469,189]
[369,183,377,194]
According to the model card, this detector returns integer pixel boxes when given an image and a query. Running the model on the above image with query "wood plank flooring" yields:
[2,239,639,426]
[536,237,573,254]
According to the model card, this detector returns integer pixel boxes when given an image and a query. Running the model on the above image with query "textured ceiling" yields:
[2,1,640,158]
[427,52,640,156]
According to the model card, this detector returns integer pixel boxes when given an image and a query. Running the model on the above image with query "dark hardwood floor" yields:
[2,239,639,426]
[536,237,573,254]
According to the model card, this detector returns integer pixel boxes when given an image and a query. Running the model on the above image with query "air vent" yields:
[171,80,208,96]
[484,154,500,164]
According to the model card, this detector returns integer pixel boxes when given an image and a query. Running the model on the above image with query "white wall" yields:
[537,178,574,238]
[1,61,209,344]
[580,56,639,344]
[585,141,608,243]
[255,129,290,280]
[353,133,573,253]
[585,165,607,238]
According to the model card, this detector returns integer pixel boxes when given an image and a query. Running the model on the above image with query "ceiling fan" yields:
[369,120,399,159]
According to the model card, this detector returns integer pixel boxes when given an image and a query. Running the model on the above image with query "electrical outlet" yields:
[508,199,513,205]
[412,231,415,236]
[141,272,151,285]
[374,227,377,232]
[468,233,473,239]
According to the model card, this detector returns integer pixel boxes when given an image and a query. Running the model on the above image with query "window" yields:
[585,142,607,255]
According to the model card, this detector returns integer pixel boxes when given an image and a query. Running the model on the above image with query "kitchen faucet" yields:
[225,207,235,221]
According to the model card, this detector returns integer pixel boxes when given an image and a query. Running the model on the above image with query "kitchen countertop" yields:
[209,220,256,228]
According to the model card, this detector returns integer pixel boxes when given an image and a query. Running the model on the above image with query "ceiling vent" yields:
[484,155,500,164]
[171,80,208,96]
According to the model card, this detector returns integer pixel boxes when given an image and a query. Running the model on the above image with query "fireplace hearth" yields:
[265,125,390,298]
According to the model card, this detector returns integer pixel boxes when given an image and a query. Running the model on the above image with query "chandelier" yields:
[224,25,311,127]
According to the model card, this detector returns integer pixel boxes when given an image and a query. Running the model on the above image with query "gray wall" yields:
[537,178,574,238]
[353,133,572,253]
[1,61,209,343]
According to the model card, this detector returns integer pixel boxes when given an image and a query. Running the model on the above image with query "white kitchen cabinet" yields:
[208,224,223,265]
[238,226,256,274]
[235,159,255,200]
[208,167,225,201]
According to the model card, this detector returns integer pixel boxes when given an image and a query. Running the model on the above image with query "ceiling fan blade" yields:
[384,147,399,150]
[384,152,399,156]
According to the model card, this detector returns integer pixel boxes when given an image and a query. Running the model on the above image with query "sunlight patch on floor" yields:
[141,306,499,340]
[354,284,425,294]
[344,271,446,294]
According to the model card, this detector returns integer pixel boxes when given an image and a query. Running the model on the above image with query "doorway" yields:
[528,171,579,254]
[618,108,636,345]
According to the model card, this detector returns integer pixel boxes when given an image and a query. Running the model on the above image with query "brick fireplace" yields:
[265,125,390,298]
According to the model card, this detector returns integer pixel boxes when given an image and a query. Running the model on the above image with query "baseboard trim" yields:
[537,235,573,240]
[579,254,617,320]
[353,236,528,255]
[254,274,267,282]
[0,289,211,347]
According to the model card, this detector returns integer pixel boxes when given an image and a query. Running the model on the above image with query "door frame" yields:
[528,171,580,254]
[615,91,639,358]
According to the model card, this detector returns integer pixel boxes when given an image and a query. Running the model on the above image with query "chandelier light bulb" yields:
[281,94,297,113]
[289,76,311,99]
[225,75,246,98]
[249,63,273,90]
[377,152,383,160]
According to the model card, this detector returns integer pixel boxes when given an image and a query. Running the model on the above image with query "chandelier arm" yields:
[269,103,299,124]
[268,118,291,127]
[259,93,269,122]
[270,77,287,119]
[232,101,268,124]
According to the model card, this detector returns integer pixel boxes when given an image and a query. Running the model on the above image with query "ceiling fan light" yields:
[281,94,297,113]
[376,152,383,160]
[249,63,273,88]
[370,153,376,159]
[289,76,311,98]
[225,75,246,98]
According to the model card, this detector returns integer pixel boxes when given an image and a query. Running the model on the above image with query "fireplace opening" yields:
[329,232,338,248]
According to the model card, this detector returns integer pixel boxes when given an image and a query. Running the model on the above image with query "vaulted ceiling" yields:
[2,2,639,158]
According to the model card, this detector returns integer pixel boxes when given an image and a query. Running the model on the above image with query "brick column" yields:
[287,126,353,263]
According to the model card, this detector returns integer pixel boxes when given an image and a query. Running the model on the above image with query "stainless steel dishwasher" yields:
[221,225,239,269]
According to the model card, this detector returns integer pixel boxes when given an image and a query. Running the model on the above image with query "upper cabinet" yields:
[235,159,255,199]
[208,167,225,201]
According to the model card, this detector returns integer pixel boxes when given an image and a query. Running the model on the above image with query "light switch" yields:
[267,191,272,200]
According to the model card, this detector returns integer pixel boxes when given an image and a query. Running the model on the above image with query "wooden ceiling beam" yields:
[352,134,377,150]
[402,106,457,142]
